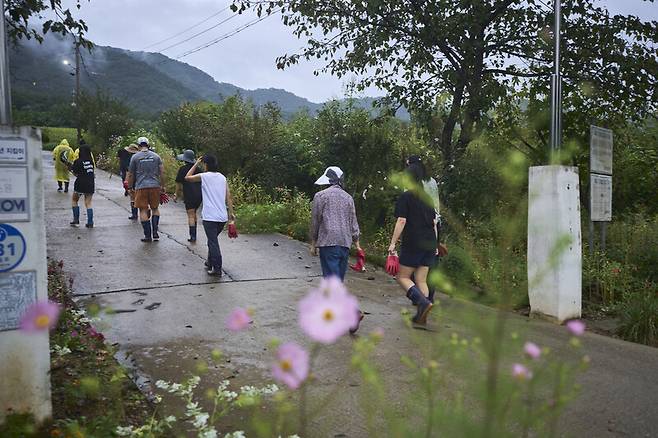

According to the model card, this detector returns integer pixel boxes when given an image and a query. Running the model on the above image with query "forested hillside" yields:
[9,34,402,121]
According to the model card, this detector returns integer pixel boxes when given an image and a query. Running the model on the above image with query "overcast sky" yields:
[60,0,657,103]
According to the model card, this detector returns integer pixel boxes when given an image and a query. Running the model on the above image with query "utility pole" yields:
[549,0,562,159]
[527,0,581,323]
[0,0,13,125]
[75,41,81,144]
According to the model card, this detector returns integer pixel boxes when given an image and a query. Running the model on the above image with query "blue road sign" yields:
[0,224,27,272]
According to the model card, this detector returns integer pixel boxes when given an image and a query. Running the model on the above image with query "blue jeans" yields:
[319,246,350,281]
[203,221,226,270]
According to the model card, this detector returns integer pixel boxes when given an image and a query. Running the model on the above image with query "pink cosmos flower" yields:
[298,276,359,344]
[524,342,541,360]
[88,326,105,341]
[271,342,309,390]
[19,300,61,333]
[512,363,532,381]
[226,307,252,332]
[566,320,586,336]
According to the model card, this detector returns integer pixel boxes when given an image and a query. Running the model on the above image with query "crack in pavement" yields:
[74,274,323,297]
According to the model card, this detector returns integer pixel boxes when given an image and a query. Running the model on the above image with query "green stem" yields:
[425,369,435,438]
[521,378,536,438]
[482,292,510,436]
[299,344,321,436]
[547,363,564,438]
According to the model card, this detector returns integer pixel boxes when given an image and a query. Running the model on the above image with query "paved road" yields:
[43,152,658,437]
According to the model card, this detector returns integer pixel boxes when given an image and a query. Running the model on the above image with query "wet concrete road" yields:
[42,152,658,437]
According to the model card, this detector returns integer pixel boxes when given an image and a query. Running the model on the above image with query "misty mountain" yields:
[9,35,407,120]
[130,50,328,116]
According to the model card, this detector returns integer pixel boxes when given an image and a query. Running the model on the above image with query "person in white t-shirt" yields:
[185,154,236,276]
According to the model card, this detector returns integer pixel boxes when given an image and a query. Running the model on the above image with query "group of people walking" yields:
[119,137,235,276]
[56,137,445,330]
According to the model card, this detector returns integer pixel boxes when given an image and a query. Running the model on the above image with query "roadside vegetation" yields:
[35,89,657,348]
[0,261,152,437]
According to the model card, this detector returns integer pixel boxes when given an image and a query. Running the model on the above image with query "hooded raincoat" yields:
[52,139,74,182]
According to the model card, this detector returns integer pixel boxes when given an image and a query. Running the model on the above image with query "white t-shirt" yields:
[200,172,228,222]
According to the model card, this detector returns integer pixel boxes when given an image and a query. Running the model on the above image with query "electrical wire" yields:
[173,9,281,60]
[140,5,232,50]
[534,0,554,14]
[156,12,241,53]
[80,51,102,90]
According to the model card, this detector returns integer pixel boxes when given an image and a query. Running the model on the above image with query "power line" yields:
[534,0,553,14]
[140,6,231,50]
[156,12,241,53]
[173,9,281,60]
[79,51,102,90]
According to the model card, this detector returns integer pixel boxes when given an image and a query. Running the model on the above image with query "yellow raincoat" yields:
[52,140,74,182]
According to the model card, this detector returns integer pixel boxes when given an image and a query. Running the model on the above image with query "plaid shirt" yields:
[310,185,360,248]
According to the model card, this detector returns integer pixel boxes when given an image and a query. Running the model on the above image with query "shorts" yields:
[184,198,202,211]
[73,179,94,195]
[134,188,161,209]
[399,247,436,268]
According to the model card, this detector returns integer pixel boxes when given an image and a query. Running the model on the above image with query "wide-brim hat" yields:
[124,144,139,154]
[176,149,196,164]
[315,166,344,185]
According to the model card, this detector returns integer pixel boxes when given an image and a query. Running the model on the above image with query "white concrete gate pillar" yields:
[528,165,582,322]
[0,126,51,422]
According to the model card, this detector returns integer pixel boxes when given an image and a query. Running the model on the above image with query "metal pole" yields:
[0,0,13,125]
[75,42,81,144]
[588,220,594,255]
[549,0,562,159]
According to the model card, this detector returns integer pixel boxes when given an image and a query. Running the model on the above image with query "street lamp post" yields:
[549,0,562,158]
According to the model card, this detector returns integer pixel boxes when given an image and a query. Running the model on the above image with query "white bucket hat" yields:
[315,166,344,185]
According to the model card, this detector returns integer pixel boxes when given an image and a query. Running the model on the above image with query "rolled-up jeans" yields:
[203,221,226,270]
[319,246,350,281]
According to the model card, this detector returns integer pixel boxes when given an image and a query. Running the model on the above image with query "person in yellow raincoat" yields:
[52,139,74,192]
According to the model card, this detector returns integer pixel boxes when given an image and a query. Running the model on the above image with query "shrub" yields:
[228,173,272,206]
[605,212,658,283]
[41,127,80,151]
[235,192,311,242]
[617,288,658,347]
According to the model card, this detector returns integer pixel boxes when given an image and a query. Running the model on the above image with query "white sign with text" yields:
[0,167,29,221]
[590,125,613,175]
[590,174,612,222]
[0,137,27,164]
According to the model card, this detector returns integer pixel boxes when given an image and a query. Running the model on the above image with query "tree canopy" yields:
[235,0,658,166]
[5,0,91,48]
